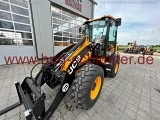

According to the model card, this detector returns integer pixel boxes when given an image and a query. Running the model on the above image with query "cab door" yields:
[108,20,118,53]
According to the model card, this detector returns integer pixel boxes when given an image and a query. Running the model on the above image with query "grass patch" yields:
[118,46,126,51]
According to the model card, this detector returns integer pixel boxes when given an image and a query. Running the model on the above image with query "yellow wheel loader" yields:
[0,15,121,120]
[124,41,138,54]
[142,45,154,55]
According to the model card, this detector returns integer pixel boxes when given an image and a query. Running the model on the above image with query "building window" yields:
[0,20,14,29]
[2,0,9,2]
[16,32,32,39]
[0,31,16,45]
[13,14,30,24]
[22,40,33,46]
[52,18,61,25]
[0,11,12,20]
[0,38,16,45]
[14,23,31,32]
[52,12,61,19]
[10,0,28,8]
[0,1,10,11]
[52,6,86,46]
[11,5,29,16]
[0,0,34,46]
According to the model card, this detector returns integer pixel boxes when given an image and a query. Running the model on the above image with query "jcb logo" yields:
[69,55,81,74]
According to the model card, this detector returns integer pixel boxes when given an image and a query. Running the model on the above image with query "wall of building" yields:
[0,45,36,65]
[30,0,53,58]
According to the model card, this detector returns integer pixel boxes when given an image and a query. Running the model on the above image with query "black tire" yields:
[71,64,104,110]
[135,50,138,54]
[107,56,120,78]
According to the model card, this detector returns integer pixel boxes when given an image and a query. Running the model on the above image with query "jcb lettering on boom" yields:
[69,55,81,74]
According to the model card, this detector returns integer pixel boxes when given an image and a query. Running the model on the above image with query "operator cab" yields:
[79,15,121,57]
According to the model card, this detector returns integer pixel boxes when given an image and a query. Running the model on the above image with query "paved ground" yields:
[0,53,160,120]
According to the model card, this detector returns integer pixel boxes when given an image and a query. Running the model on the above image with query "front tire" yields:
[71,64,104,109]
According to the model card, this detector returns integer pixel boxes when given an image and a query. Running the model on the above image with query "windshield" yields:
[84,19,107,42]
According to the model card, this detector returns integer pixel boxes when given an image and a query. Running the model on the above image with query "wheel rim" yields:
[90,76,102,100]
[114,63,119,73]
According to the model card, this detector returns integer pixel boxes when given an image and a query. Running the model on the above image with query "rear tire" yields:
[107,56,120,77]
[71,64,104,109]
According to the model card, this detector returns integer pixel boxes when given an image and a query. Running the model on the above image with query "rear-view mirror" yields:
[115,18,122,26]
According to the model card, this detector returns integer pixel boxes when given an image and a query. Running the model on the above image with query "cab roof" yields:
[86,15,116,22]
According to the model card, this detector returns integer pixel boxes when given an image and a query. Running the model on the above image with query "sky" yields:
[94,0,160,45]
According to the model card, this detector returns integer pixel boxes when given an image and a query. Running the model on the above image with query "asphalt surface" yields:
[0,53,160,120]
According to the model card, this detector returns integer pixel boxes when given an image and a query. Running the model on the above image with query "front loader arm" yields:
[14,36,92,120]
[60,36,92,73]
